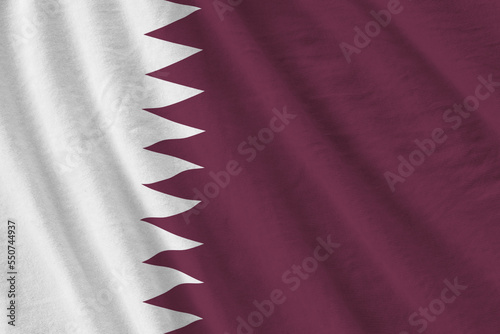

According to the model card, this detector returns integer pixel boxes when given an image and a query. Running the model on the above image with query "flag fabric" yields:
[1,1,500,333]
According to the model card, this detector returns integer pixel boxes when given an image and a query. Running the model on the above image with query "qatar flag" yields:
[1,0,500,333]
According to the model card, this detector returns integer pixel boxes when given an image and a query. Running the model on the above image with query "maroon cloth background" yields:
[143,0,500,333]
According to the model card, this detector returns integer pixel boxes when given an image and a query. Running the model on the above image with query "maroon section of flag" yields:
[144,0,500,333]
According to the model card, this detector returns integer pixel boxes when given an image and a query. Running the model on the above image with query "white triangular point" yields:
[141,0,205,332]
